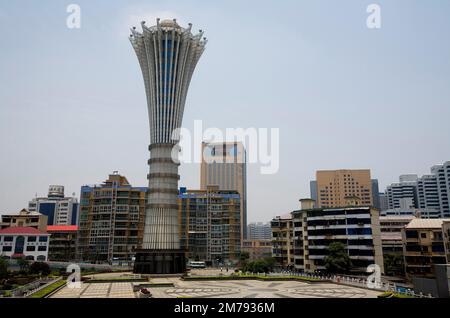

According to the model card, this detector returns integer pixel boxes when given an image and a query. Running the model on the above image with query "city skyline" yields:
[1,0,450,224]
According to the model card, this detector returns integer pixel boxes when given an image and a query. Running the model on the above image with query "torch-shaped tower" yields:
[130,19,206,274]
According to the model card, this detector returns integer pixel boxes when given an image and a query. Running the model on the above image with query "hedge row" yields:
[182,275,324,282]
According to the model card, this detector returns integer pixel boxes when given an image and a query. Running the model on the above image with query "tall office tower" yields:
[371,179,381,210]
[178,186,241,264]
[379,192,389,211]
[431,162,450,217]
[77,173,147,265]
[130,19,206,273]
[200,141,247,242]
[417,174,441,216]
[309,180,318,208]
[247,222,271,240]
[385,174,418,209]
[315,169,373,208]
[28,185,79,226]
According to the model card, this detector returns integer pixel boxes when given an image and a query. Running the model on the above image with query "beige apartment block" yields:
[316,169,373,208]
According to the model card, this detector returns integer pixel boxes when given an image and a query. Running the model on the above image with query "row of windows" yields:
[2,245,47,252]
[0,236,47,242]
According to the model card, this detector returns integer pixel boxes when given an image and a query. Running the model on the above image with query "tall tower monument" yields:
[130,19,206,274]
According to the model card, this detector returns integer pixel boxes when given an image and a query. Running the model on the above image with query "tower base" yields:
[133,249,186,274]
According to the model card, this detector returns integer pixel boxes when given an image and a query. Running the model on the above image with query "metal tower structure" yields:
[129,18,206,274]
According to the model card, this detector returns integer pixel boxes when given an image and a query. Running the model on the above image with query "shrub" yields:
[29,262,51,276]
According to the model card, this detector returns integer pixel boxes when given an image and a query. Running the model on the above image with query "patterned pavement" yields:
[51,278,381,298]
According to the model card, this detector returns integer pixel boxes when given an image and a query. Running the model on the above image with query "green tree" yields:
[0,258,9,279]
[240,252,250,262]
[384,254,405,276]
[16,257,29,272]
[324,242,352,274]
[29,262,51,276]
[242,257,276,273]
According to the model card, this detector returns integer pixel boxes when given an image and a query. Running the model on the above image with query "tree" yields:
[242,257,276,274]
[324,242,352,274]
[384,254,405,277]
[240,252,250,262]
[16,257,29,272]
[29,262,51,276]
[0,258,9,279]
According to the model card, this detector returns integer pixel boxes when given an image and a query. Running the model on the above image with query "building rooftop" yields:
[159,19,180,29]
[405,218,450,229]
[47,225,78,232]
[0,226,48,235]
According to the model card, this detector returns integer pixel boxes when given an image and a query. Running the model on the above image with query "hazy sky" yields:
[1,0,450,223]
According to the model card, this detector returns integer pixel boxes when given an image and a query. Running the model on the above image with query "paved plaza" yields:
[51,282,135,298]
[51,276,381,298]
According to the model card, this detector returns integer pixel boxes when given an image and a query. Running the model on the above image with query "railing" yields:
[8,277,57,297]
[263,270,434,298]
[24,277,63,298]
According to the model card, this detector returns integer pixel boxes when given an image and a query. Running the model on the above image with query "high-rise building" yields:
[371,179,381,210]
[28,185,79,226]
[200,141,247,242]
[178,186,240,264]
[0,209,48,232]
[417,174,440,215]
[430,162,450,217]
[77,173,147,265]
[315,169,373,208]
[386,175,418,210]
[130,19,206,274]
[379,192,389,212]
[247,222,271,240]
[309,180,318,208]
[292,198,384,273]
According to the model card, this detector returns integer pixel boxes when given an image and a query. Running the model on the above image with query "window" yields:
[28,236,37,242]
[2,246,12,252]
[39,236,48,242]
[38,246,47,251]
[420,233,427,239]
[26,246,36,252]
[4,236,13,242]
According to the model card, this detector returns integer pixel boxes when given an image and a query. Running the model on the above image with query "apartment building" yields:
[292,198,384,273]
[77,173,146,265]
[178,186,241,265]
[241,239,272,260]
[247,222,271,240]
[380,215,415,256]
[47,225,78,262]
[402,218,450,278]
[270,215,294,268]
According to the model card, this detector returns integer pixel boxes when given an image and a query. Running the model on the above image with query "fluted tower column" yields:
[130,19,206,274]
